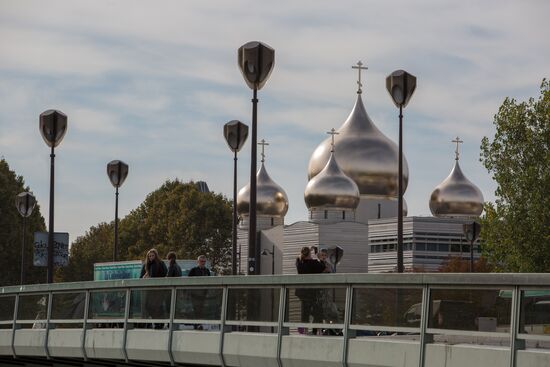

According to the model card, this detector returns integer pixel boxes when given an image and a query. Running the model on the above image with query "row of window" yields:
[370,243,481,253]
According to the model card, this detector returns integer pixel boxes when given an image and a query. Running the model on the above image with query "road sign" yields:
[33,232,69,267]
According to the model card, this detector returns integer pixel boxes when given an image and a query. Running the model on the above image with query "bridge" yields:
[1,273,549,367]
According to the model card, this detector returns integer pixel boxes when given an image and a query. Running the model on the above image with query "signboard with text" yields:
[33,232,69,267]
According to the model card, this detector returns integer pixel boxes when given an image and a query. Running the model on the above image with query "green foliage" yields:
[0,159,46,286]
[60,180,232,282]
[480,79,550,272]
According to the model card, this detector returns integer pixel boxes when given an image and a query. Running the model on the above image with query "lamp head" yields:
[386,70,416,108]
[39,109,68,147]
[15,192,36,218]
[238,41,275,90]
[223,120,249,153]
[107,160,129,188]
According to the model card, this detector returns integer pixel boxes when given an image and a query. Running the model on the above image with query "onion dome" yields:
[307,92,408,198]
[237,141,289,218]
[429,137,484,218]
[305,129,360,209]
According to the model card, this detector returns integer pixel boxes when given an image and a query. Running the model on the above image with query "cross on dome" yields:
[452,136,463,160]
[258,139,269,163]
[326,128,339,152]
[351,60,368,94]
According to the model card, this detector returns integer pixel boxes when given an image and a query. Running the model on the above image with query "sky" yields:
[0,0,548,244]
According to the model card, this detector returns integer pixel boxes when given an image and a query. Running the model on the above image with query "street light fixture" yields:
[237,41,275,275]
[39,109,68,283]
[15,192,36,285]
[463,221,481,272]
[107,160,129,262]
[386,70,416,273]
[223,120,249,275]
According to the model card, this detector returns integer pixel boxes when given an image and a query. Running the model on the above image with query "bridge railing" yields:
[1,273,550,367]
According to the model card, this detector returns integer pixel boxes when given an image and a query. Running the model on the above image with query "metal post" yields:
[418,285,432,367]
[276,285,287,367]
[11,294,19,359]
[232,151,238,275]
[81,290,90,361]
[342,285,354,367]
[248,87,259,275]
[397,105,404,273]
[219,286,229,367]
[44,292,52,359]
[272,245,275,275]
[509,286,524,367]
[20,217,27,285]
[168,287,177,366]
[470,238,474,273]
[114,186,119,262]
[47,144,55,283]
[122,288,131,363]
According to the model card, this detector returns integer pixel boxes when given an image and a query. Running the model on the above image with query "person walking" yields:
[140,249,168,329]
[295,247,325,334]
[188,255,211,329]
[166,251,182,277]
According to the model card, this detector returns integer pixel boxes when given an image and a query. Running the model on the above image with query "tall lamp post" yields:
[386,70,416,273]
[237,41,275,275]
[107,160,129,262]
[463,221,481,272]
[39,109,68,283]
[15,192,37,285]
[223,120,249,275]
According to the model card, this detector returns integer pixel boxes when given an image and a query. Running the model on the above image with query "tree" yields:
[480,79,550,272]
[438,256,493,273]
[0,159,46,286]
[60,180,233,282]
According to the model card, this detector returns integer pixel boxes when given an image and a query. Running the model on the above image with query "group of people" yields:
[139,249,211,329]
[295,246,339,335]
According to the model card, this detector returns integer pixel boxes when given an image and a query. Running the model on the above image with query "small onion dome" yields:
[308,94,408,198]
[304,152,360,209]
[429,160,484,218]
[237,163,289,217]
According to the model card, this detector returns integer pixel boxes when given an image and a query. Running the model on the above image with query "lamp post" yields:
[39,109,68,283]
[237,41,275,275]
[107,160,129,262]
[223,120,249,275]
[15,192,37,285]
[463,221,481,272]
[386,70,416,273]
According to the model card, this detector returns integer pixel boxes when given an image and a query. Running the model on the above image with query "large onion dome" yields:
[429,146,484,218]
[237,163,289,218]
[307,93,408,198]
[305,147,359,210]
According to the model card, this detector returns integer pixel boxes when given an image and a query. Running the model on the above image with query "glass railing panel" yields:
[519,289,550,345]
[88,290,126,320]
[0,296,15,322]
[17,294,48,328]
[352,287,423,329]
[226,287,280,323]
[285,287,346,326]
[428,288,511,333]
[175,288,222,321]
[129,289,171,320]
[51,292,86,320]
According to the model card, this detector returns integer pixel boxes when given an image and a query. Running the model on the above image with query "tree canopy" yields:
[480,79,550,272]
[0,159,46,286]
[59,180,232,282]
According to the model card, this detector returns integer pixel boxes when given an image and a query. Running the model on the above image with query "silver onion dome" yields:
[305,151,360,209]
[308,94,408,197]
[429,159,484,218]
[237,163,289,217]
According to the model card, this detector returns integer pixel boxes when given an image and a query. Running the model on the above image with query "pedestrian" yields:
[295,246,325,334]
[317,248,332,273]
[166,251,182,277]
[188,255,211,329]
[140,249,168,329]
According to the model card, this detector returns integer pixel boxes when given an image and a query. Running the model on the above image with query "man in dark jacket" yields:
[188,255,210,328]
[166,251,182,277]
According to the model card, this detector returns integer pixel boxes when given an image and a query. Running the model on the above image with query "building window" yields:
[324,210,328,219]
[342,211,346,220]
[427,244,437,251]
[271,217,274,226]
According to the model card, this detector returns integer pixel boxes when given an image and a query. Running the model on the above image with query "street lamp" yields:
[223,120,249,275]
[39,109,68,283]
[15,192,36,285]
[237,41,275,275]
[463,221,481,272]
[107,160,129,262]
[386,70,416,274]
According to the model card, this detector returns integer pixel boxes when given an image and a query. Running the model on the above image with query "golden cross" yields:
[351,60,368,94]
[452,136,463,160]
[258,139,269,163]
[326,128,339,152]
